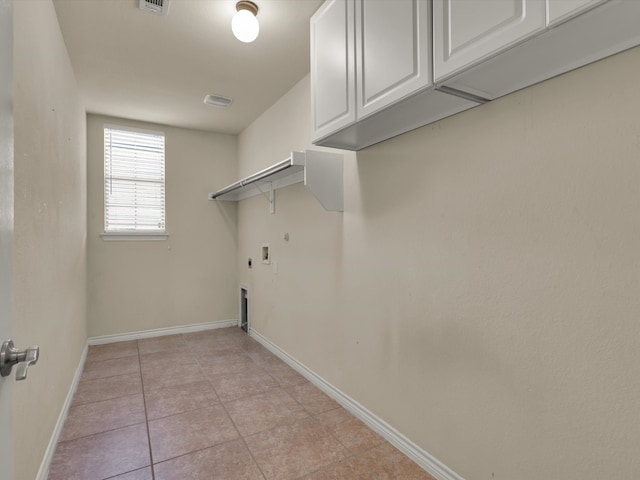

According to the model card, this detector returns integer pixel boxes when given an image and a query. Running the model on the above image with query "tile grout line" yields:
[172,332,367,479]
[289,452,359,480]
[306,420,383,480]
[232,333,369,479]
[192,333,269,480]
[67,389,143,409]
[84,351,139,363]
[56,419,149,447]
[68,344,149,480]
[307,402,389,472]
[80,355,141,382]
[238,336,384,480]
[102,466,151,480]
[57,352,148,446]
[137,340,157,480]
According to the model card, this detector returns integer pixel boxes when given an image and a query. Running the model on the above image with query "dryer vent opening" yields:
[240,286,249,333]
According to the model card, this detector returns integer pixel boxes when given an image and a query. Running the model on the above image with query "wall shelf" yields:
[209,150,343,213]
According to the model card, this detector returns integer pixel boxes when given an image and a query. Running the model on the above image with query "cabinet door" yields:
[311,0,356,142]
[547,0,606,26]
[433,0,546,83]
[356,0,430,120]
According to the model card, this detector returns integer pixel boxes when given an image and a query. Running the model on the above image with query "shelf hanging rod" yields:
[210,158,292,199]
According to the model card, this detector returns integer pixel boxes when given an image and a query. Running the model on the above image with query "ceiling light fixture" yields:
[232,1,259,43]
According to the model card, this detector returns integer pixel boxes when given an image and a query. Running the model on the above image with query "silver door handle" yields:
[0,340,40,381]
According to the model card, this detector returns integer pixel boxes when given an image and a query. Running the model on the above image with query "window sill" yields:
[100,232,169,241]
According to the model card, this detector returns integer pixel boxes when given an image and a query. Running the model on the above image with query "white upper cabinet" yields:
[310,0,356,141]
[434,0,546,83]
[433,0,640,101]
[356,0,431,119]
[547,0,606,26]
[311,0,479,150]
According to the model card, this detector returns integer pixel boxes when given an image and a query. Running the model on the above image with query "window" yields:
[104,125,166,236]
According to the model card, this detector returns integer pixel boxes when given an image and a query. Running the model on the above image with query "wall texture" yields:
[237,48,640,479]
[87,115,238,337]
[13,1,87,478]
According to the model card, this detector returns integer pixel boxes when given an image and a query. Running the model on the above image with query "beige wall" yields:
[87,115,238,337]
[13,1,87,479]
[238,48,640,478]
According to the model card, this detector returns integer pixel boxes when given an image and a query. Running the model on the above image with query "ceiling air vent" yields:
[139,0,169,16]
[204,94,233,108]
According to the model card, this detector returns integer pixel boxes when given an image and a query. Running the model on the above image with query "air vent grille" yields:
[204,94,233,108]
[139,0,169,16]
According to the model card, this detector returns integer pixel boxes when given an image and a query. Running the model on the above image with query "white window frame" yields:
[101,124,168,241]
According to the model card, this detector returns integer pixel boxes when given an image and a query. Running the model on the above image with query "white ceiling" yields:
[53,0,324,134]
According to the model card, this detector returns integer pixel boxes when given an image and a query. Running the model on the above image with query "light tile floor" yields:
[48,327,435,480]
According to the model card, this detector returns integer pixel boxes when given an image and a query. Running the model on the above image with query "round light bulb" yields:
[232,9,259,43]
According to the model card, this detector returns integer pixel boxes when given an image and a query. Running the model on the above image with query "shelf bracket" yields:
[269,184,274,214]
[255,182,275,214]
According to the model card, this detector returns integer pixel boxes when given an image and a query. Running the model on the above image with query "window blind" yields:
[104,126,165,232]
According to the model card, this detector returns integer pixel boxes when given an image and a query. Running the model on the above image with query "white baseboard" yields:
[36,342,88,480]
[249,328,465,480]
[87,319,238,345]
